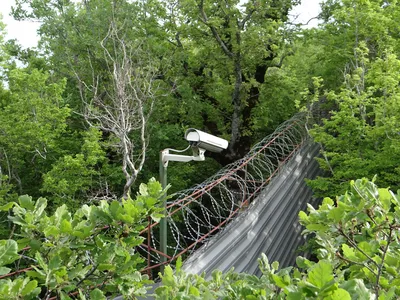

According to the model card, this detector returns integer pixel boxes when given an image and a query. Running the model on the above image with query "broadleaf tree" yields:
[305,0,400,196]
[0,68,70,197]
[12,0,170,199]
[163,0,301,164]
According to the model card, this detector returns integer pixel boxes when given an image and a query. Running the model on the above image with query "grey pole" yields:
[159,150,168,273]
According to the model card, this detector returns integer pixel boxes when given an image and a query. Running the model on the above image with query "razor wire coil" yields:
[143,112,311,267]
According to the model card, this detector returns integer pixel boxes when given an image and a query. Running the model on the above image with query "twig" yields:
[375,226,393,298]
[339,227,379,269]
[197,0,234,58]
[76,264,98,287]
[336,252,377,276]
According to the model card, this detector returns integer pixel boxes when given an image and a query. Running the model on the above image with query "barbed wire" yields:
[1,112,312,281]
[141,112,311,268]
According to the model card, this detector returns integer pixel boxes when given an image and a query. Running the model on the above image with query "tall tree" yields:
[10,0,303,195]
[0,68,70,196]
[163,0,300,164]
[13,0,170,198]
[81,20,167,199]
[306,0,400,196]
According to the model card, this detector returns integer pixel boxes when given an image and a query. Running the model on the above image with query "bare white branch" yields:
[74,19,168,199]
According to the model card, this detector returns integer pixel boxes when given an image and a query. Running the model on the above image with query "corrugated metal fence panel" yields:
[182,142,321,277]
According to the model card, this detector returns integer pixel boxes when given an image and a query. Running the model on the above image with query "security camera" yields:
[185,128,229,153]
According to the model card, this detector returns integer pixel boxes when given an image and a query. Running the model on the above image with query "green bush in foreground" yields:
[0,178,164,299]
[156,178,400,299]
[1,178,399,299]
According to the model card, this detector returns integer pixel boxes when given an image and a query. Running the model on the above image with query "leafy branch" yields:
[197,0,234,58]
[375,225,393,298]
[0,178,165,299]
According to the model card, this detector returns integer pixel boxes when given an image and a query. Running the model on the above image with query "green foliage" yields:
[155,0,301,162]
[42,127,108,207]
[0,0,399,297]
[156,179,400,299]
[155,255,285,299]
[300,178,400,298]
[4,0,306,200]
[251,66,302,138]
[0,277,41,300]
[0,175,17,239]
[308,45,400,196]
[9,0,171,200]
[0,67,70,197]
[0,178,165,299]
[0,240,19,268]
[302,1,400,197]
[0,240,41,299]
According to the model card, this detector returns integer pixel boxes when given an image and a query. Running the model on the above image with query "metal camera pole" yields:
[158,129,228,273]
[159,150,168,273]
[158,147,205,273]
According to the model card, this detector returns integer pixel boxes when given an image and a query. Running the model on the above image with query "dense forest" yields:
[1,0,400,298]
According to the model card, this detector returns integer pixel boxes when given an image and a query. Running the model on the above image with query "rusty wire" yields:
[2,112,311,282]
[141,112,310,267]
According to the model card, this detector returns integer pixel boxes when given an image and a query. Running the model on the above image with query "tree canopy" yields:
[1,0,400,297]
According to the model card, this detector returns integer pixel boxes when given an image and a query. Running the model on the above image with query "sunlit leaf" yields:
[0,240,19,266]
[308,260,334,289]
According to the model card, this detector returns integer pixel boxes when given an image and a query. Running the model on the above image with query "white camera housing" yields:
[185,128,229,153]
